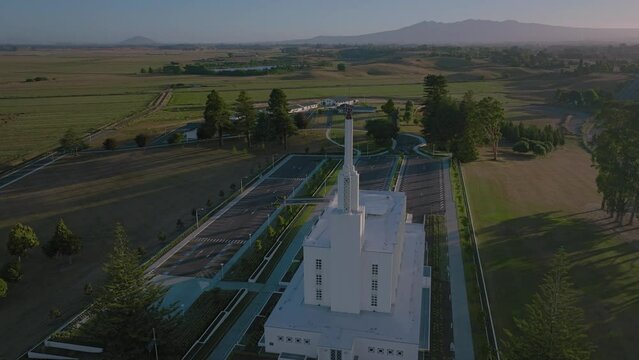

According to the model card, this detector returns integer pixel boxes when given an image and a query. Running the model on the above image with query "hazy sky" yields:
[1,0,638,44]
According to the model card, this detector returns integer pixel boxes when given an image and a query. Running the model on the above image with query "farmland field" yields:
[463,140,639,359]
[0,46,635,359]
[0,48,629,169]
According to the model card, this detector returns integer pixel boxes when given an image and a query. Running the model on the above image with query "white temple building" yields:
[264,107,431,360]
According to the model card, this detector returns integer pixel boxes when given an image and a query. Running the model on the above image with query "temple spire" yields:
[338,105,360,213]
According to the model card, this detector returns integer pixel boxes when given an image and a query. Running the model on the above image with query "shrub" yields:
[513,140,530,153]
[532,143,547,156]
[84,283,93,296]
[0,278,7,298]
[134,133,148,147]
[168,132,185,144]
[48,307,61,320]
[4,260,23,282]
[102,138,117,151]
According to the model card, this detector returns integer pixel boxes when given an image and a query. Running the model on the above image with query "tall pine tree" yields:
[503,249,594,360]
[234,90,257,148]
[85,224,180,358]
[267,89,294,150]
[202,90,230,146]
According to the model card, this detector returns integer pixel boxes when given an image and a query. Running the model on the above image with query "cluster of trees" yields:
[364,98,415,145]
[490,47,566,69]
[60,131,150,153]
[554,88,609,108]
[139,66,163,74]
[502,122,565,156]
[2,219,81,297]
[421,74,505,161]
[141,61,304,77]
[365,118,398,145]
[25,76,49,82]
[199,88,297,150]
[503,249,593,360]
[593,102,639,225]
[563,58,639,76]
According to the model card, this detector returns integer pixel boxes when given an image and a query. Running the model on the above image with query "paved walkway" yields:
[442,160,475,360]
[207,215,319,360]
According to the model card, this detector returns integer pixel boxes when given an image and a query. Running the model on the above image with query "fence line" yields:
[456,160,501,359]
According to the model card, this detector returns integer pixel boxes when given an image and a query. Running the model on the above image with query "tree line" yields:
[593,102,639,225]
[502,121,565,156]
[421,74,505,161]
[199,88,298,150]
[554,88,610,109]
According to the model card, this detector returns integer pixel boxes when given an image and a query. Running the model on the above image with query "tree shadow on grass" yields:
[478,211,639,358]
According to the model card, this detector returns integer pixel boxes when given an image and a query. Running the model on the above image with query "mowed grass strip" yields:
[463,140,639,359]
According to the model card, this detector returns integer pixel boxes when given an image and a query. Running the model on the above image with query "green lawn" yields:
[463,142,639,359]
[0,93,153,165]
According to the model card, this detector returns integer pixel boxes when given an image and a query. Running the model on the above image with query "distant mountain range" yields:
[119,36,157,46]
[289,19,639,45]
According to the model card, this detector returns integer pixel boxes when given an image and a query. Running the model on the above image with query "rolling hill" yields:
[290,19,639,45]
[119,36,157,46]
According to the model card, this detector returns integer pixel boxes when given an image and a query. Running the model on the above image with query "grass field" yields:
[0,48,548,169]
[463,140,639,359]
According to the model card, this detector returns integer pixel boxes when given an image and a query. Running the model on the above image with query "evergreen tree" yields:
[402,100,414,123]
[503,249,594,360]
[267,89,294,150]
[253,111,270,142]
[44,218,82,262]
[7,223,39,263]
[381,99,396,117]
[422,74,449,119]
[234,90,257,148]
[85,224,180,358]
[203,90,230,146]
[421,74,461,150]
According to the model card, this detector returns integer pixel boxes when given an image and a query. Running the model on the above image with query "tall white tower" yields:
[329,106,366,314]
[337,106,360,213]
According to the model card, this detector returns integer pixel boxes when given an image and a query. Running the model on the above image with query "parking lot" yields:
[400,156,444,223]
[155,156,323,279]
[356,155,397,191]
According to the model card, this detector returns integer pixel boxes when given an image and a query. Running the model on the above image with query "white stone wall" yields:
[360,250,393,313]
[329,210,364,314]
[303,246,330,307]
